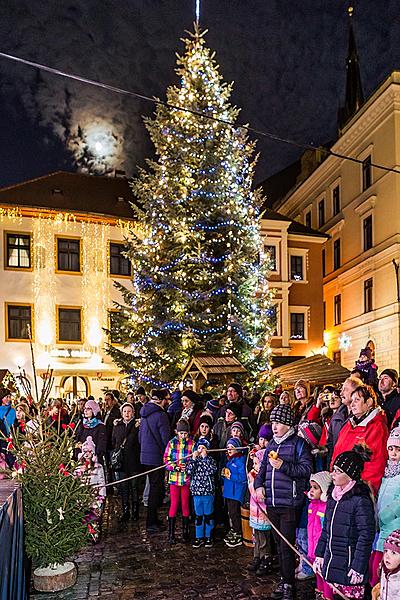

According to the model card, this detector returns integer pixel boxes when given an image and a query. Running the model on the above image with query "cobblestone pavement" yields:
[30,497,316,600]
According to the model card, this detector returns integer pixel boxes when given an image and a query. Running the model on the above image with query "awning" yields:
[272,354,350,387]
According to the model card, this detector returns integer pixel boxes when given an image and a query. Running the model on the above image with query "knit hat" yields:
[84,399,100,416]
[230,421,245,435]
[270,404,294,427]
[195,437,210,451]
[120,402,134,413]
[199,414,213,429]
[151,388,169,402]
[0,388,11,402]
[181,389,201,404]
[228,382,243,397]
[387,426,400,449]
[226,437,241,449]
[333,444,372,481]
[81,436,96,454]
[225,402,242,420]
[255,449,266,463]
[176,418,190,433]
[298,420,322,449]
[258,424,271,440]
[294,379,311,397]
[136,386,146,396]
[384,529,400,554]
[310,471,332,503]
[380,369,398,384]
[359,348,372,360]
[206,398,220,413]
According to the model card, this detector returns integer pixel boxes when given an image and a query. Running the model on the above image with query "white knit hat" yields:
[387,426,400,449]
[310,471,332,503]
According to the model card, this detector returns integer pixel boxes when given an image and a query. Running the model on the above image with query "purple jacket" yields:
[139,402,171,466]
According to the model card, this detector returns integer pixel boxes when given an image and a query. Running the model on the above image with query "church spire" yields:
[338,1,364,131]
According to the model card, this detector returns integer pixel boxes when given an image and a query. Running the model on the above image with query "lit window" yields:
[6,233,31,269]
[290,313,305,339]
[6,304,32,340]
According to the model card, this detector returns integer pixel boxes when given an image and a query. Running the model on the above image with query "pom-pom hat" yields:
[387,426,400,449]
[270,404,294,427]
[84,399,100,416]
[333,444,372,481]
[384,529,400,554]
[298,420,322,449]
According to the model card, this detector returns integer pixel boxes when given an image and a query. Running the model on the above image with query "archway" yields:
[60,375,89,400]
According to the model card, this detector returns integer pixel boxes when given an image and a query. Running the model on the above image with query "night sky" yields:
[0,0,399,188]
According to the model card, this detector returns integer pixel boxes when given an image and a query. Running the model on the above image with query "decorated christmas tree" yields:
[108,27,274,384]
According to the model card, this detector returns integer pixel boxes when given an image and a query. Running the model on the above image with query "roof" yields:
[262,207,328,239]
[258,159,302,209]
[182,354,247,379]
[272,354,350,386]
[0,171,140,219]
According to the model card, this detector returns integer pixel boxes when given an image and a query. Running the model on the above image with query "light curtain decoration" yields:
[33,217,57,348]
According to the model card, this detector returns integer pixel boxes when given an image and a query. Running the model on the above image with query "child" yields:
[222,437,247,548]
[353,347,378,388]
[314,444,376,599]
[372,528,400,600]
[75,436,106,543]
[230,421,247,446]
[163,418,194,544]
[254,404,312,600]
[186,437,217,548]
[306,471,334,599]
[247,448,272,576]
[371,426,400,586]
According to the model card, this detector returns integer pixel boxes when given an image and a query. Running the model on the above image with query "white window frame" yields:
[288,248,309,284]
[289,305,309,342]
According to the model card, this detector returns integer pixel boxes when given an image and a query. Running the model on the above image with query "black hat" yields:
[199,414,213,429]
[270,404,294,427]
[181,389,201,404]
[151,388,169,401]
[137,386,146,396]
[228,382,243,397]
[176,419,190,433]
[380,369,398,384]
[334,444,372,481]
[225,402,242,420]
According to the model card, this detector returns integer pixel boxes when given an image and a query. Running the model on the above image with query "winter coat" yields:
[172,404,203,436]
[163,436,194,486]
[379,389,400,427]
[75,419,107,463]
[326,403,349,465]
[248,470,271,531]
[103,404,121,450]
[354,359,378,388]
[307,498,326,561]
[222,453,247,503]
[315,481,375,586]
[186,454,217,496]
[331,407,388,495]
[0,405,16,436]
[376,472,400,552]
[294,399,319,426]
[75,460,106,498]
[213,418,233,450]
[139,401,171,466]
[254,431,312,509]
[112,418,141,474]
[218,401,255,439]
[380,564,400,600]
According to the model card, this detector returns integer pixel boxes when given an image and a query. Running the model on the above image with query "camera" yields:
[323,392,332,402]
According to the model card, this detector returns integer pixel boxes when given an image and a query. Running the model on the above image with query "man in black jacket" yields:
[103,392,121,487]
[378,368,400,427]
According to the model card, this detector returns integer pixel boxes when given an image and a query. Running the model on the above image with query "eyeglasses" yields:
[332,466,344,474]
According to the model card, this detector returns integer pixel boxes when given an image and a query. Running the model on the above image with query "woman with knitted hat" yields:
[172,389,203,435]
[314,444,375,599]
[194,413,218,450]
[74,399,106,465]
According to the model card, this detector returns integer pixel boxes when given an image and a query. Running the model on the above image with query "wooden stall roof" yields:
[272,354,350,386]
[182,355,247,380]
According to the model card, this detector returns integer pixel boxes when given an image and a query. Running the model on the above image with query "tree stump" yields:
[33,562,77,592]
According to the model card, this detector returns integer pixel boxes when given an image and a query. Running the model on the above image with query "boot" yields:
[168,517,176,545]
[282,583,295,600]
[256,555,272,576]
[182,516,190,543]
[247,557,261,572]
[270,579,285,600]
[132,502,140,521]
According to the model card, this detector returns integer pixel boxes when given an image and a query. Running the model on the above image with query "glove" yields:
[347,568,363,585]
[313,557,324,576]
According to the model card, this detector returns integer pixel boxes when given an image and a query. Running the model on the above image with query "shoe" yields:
[225,532,242,548]
[270,579,284,600]
[168,517,176,545]
[256,556,272,577]
[182,516,190,543]
[282,583,295,600]
[223,529,235,543]
[192,538,204,549]
[204,538,213,549]
[295,570,314,580]
[247,557,261,572]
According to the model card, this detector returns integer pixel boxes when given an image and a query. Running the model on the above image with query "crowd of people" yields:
[1,347,400,600]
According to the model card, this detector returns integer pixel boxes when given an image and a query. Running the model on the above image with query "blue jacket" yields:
[315,482,375,586]
[0,405,16,435]
[186,455,217,496]
[222,453,247,503]
[254,431,312,509]
[139,402,171,466]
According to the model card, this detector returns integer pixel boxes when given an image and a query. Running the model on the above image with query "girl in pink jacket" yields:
[247,449,272,576]
[307,471,333,600]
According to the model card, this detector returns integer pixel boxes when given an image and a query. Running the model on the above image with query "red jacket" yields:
[331,407,388,495]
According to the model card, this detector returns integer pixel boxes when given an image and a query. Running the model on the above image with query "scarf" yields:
[332,479,356,501]
[83,417,102,429]
[181,406,194,420]
[384,459,400,478]
[273,426,295,445]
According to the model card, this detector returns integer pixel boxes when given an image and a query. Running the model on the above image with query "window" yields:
[363,215,373,251]
[318,199,325,228]
[57,238,81,272]
[5,233,31,269]
[364,278,373,313]
[305,211,312,229]
[267,306,278,336]
[109,310,124,344]
[334,294,341,325]
[333,239,341,270]
[265,245,277,271]
[6,304,32,340]
[290,313,305,340]
[322,249,326,277]
[332,185,340,216]
[323,301,326,329]
[290,255,303,280]
[110,242,131,276]
[362,155,372,191]
[57,307,82,342]
[333,350,341,365]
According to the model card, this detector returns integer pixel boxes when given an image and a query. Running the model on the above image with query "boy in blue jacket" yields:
[254,404,312,600]
[222,437,247,548]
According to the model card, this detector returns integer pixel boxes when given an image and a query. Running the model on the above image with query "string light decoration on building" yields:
[33,217,57,349]
[107,26,275,384]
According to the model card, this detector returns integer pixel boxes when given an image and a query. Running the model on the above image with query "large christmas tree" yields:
[108,27,274,384]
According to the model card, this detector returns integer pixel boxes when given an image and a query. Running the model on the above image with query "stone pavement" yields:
[30,498,316,600]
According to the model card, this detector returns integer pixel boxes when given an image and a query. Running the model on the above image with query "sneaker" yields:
[295,570,314,580]
[223,530,235,543]
[192,538,204,549]
[204,538,213,549]
[225,532,242,548]
[256,556,272,577]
